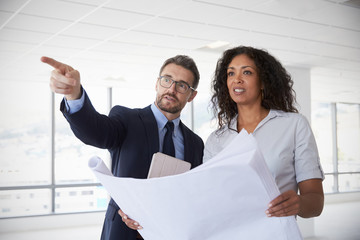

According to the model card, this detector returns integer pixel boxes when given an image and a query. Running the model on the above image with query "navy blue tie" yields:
[163,121,175,157]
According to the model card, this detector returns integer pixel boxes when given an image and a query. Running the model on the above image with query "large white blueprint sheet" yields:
[88,130,303,240]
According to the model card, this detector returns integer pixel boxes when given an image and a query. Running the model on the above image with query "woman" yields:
[204,46,324,218]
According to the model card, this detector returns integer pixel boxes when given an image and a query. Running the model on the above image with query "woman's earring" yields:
[261,88,264,100]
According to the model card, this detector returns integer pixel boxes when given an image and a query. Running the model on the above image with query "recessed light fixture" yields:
[206,41,230,49]
[104,76,125,82]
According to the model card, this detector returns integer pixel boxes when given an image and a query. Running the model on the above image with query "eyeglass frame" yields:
[158,75,196,94]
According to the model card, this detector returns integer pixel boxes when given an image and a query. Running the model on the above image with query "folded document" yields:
[147,152,191,178]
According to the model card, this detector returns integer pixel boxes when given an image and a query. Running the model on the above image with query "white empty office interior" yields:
[0,0,359,239]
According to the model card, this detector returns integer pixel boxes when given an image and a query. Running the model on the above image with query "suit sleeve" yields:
[61,90,128,149]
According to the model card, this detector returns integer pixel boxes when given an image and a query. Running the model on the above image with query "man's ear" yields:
[187,90,197,102]
[155,79,159,91]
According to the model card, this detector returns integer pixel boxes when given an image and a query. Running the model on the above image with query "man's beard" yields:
[156,93,182,114]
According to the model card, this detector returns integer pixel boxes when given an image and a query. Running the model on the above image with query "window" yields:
[53,86,110,214]
[0,81,51,188]
[193,88,216,140]
[54,86,109,185]
[312,102,360,193]
[0,82,109,218]
[0,81,52,217]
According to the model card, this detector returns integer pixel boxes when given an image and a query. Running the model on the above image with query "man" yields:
[41,55,204,240]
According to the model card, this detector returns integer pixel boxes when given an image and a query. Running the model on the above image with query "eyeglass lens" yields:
[160,77,189,93]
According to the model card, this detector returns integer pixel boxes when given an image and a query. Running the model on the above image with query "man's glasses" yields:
[158,76,195,94]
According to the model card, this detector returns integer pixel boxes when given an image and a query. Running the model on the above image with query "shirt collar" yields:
[267,109,286,118]
[229,109,285,132]
[151,103,181,136]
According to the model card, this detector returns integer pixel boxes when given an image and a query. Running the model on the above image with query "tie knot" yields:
[165,121,174,132]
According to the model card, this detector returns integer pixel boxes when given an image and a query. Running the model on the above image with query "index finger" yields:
[41,56,66,69]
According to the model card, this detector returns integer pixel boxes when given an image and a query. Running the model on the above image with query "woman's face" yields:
[226,54,263,107]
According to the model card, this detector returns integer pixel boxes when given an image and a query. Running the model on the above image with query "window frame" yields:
[315,102,360,194]
[0,89,112,219]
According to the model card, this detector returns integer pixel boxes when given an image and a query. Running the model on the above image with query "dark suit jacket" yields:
[61,90,204,240]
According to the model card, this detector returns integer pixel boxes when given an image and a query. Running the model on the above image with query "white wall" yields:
[287,66,311,120]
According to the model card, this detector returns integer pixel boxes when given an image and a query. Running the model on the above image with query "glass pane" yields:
[178,102,192,129]
[338,173,360,192]
[55,86,110,184]
[336,103,360,173]
[112,86,154,109]
[322,174,335,194]
[0,81,51,187]
[55,186,108,213]
[193,88,216,141]
[0,189,51,218]
[311,102,334,173]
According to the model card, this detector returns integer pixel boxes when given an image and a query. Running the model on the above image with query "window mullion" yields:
[331,102,339,193]
[190,101,194,131]
[107,87,112,114]
[50,92,56,213]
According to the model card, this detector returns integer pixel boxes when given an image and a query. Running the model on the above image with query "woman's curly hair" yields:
[211,46,298,130]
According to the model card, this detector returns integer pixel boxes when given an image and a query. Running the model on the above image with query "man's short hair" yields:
[159,55,200,89]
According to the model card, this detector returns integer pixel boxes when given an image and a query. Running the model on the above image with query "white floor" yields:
[0,226,101,240]
[1,201,359,240]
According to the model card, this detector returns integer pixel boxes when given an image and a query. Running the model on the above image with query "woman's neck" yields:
[236,105,269,133]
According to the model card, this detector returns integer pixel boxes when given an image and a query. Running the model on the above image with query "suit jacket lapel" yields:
[179,121,193,163]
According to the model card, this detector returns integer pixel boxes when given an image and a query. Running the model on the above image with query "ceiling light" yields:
[206,41,230,49]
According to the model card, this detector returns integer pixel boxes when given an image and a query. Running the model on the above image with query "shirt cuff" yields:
[64,90,85,114]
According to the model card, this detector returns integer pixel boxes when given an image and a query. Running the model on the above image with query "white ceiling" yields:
[0,0,359,103]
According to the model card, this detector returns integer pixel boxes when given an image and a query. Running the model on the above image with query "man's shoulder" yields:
[110,104,152,115]
[180,122,204,144]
